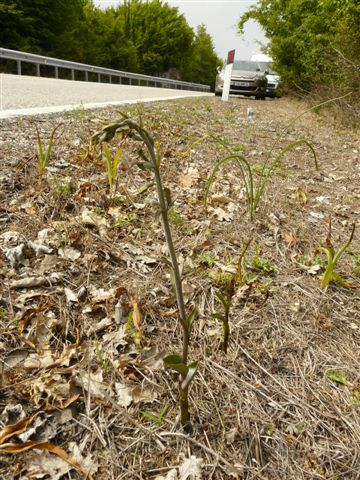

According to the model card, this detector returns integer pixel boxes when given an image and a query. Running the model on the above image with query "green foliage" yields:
[251,247,277,275]
[0,0,89,58]
[325,369,347,385]
[353,255,360,277]
[237,0,360,112]
[35,123,63,176]
[205,139,317,222]
[212,241,251,353]
[180,24,222,87]
[319,220,355,289]
[0,0,220,85]
[141,405,169,425]
[103,143,121,191]
[205,154,254,220]
[92,112,198,430]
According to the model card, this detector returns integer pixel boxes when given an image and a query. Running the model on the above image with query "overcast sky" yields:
[94,0,267,61]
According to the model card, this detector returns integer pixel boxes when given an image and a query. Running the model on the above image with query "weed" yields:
[35,123,63,176]
[103,143,121,192]
[141,405,169,425]
[50,176,74,200]
[113,213,138,228]
[94,340,110,375]
[205,154,255,220]
[353,255,360,277]
[251,245,278,275]
[212,240,251,353]
[204,99,356,221]
[197,251,218,268]
[92,113,198,430]
[168,207,185,228]
[319,219,356,288]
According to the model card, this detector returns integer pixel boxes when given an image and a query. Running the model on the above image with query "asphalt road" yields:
[0,74,211,119]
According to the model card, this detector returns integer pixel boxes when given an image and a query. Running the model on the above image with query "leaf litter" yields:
[0,96,359,479]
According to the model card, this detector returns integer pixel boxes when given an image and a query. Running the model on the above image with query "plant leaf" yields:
[163,354,188,376]
[187,307,198,328]
[325,369,347,384]
[181,361,199,390]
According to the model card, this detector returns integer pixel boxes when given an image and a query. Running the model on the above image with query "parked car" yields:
[251,54,281,98]
[215,60,268,99]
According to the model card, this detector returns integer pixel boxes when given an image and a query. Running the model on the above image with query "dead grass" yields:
[0,96,359,479]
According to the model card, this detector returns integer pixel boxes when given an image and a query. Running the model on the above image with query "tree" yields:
[181,24,222,87]
[237,0,360,99]
[0,0,90,58]
[116,0,194,75]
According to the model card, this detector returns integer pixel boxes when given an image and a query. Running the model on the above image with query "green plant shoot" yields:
[92,113,198,431]
[212,240,251,353]
[103,143,121,191]
[320,219,355,288]
[35,123,63,176]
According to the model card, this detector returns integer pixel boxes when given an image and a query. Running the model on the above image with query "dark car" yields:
[215,60,268,99]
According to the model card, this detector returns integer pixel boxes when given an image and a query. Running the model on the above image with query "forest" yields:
[0,0,222,86]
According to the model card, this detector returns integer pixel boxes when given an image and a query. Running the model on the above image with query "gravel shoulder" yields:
[0,96,359,479]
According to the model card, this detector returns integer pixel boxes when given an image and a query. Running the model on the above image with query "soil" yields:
[0,96,359,480]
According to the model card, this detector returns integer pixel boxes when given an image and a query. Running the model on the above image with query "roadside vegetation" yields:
[238,0,360,123]
[0,96,359,479]
[0,0,222,87]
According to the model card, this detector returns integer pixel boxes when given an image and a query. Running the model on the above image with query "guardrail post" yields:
[17,60,21,75]
[36,64,40,76]
[98,73,101,82]
[109,75,112,84]
[71,69,75,81]
[54,66,59,79]
[85,71,88,81]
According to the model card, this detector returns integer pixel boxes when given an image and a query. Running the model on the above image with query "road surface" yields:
[0,74,211,119]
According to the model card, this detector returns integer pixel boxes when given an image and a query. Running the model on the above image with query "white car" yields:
[215,60,268,99]
[251,54,281,98]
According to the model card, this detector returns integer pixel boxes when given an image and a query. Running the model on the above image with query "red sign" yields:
[227,49,235,65]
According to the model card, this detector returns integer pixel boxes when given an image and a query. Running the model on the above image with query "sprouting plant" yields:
[94,341,110,374]
[103,143,121,191]
[35,123,63,175]
[319,218,355,288]
[204,141,316,222]
[168,207,185,228]
[205,95,351,222]
[205,154,255,220]
[141,405,169,425]
[212,240,251,353]
[353,255,360,277]
[92,113,198,430]
[253,139,317,213]
[251,245,278,275]
[197,251,218,268]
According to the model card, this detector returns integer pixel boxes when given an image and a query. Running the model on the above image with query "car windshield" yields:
[257,61,277,74]
[232,61,260,71]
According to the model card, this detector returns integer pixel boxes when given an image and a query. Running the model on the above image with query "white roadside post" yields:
[222,49,235,102]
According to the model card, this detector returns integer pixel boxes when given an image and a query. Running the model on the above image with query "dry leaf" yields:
[130,295,143,336]
[115,382,133,407]
[58,247,81,261]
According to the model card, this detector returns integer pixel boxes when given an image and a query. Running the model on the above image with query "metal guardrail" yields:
[0,48,210,92]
